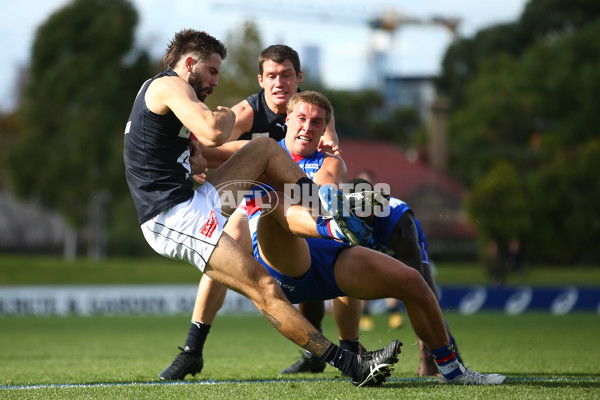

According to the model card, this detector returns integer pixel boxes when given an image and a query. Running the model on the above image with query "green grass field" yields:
[2,254,600,286]
[1,256,599,399]
[1,312,599,399]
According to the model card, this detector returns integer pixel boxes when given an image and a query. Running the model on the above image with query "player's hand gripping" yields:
[189,140,208,185]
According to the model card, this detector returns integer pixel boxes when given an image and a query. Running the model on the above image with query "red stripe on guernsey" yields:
[437,353,457,364]
[291,153,304,163]
[245,198,261,216]
[190,132,199,143]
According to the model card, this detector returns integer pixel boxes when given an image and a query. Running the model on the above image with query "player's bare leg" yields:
[418,338,439,376]
[332,297,367,353]
[259,198,449,353]
[206,136,308,216]
[204,233,331,354]
[190,213,253,325]
[257,193,503,385]
[279,300,328,374]
[332,249,449,350]
[332,297,361,342]
[160,208,265,380]
[332,247,505,384]
[204,233,402,386]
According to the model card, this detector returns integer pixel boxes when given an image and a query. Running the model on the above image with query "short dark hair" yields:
[163,29,227,69]
[258,45,301,76]
[287,91,333,125]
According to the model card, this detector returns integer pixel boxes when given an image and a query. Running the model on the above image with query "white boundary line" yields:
[2,376,599,390]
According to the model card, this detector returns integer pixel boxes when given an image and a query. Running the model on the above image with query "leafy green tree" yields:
[321,89,384,138]
[466,161,531,246]
[4,0,152,256]
[466,161,531,281]
[368,107,420,145]
[449,8,600,263]
[436,24,522,108]
[527,139,600,263]
[437,0,600,108]
[0,110,20,188]
[207,21,264,108]
[448,53,538,185]
[450,19,600,186]
[518,0,600,43]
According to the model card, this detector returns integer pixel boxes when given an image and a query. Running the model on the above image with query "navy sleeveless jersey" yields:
[123,68,194,224]
[238,89,287,141]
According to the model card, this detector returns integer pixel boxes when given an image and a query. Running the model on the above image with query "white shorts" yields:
[141,182,228,272]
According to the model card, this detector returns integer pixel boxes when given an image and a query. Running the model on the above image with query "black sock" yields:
[320,343,360,380]
[339,337,360,354]
[184,321,211,354]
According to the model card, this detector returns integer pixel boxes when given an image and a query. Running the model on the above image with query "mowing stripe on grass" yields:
[2,376,599,390]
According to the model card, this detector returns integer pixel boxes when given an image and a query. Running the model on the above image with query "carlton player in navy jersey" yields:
[123,29,400,387]
[230,45,337,144]
[160,45,343,381]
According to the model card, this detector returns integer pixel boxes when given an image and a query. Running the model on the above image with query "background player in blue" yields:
[160,45,342,380]
[346,177,464,377]
[238,92,504,385]
[123,29,398,387]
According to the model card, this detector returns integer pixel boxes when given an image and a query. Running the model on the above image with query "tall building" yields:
[383,75,436,121]
[301,45,322,84]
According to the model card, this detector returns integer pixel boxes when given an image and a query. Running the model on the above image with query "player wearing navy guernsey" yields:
[159,45,344,381]
[238,89,287,140]
[123,29,399,387]
[230,45,337,144]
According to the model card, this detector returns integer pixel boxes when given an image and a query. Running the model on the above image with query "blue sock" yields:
[449,335,463,363]
[430,344,462,381]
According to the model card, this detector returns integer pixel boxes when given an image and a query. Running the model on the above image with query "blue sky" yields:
[0,0,529,112]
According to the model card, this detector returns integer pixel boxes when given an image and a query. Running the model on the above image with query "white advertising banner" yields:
[0,285,259,316]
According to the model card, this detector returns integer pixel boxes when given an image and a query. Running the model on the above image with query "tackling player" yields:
[124,29,399,387]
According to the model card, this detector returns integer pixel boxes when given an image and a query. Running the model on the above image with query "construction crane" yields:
[210,0,460,88]
[210,1,459,33]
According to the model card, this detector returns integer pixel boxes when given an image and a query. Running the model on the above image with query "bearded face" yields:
[188,70,213,102]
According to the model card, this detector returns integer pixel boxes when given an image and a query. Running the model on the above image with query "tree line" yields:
[0,0,598,264]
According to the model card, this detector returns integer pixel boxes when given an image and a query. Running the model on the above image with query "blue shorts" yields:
[255,238,349,304]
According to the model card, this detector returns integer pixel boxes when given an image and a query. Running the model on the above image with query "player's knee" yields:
[254,273,287,306]
[241,135,271,157]
[402,267,431,301]
[249,135,272,150]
